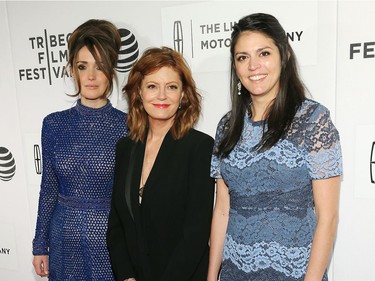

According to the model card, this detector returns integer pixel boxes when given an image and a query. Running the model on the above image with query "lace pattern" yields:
[211,99,342,280]
[223,234,310,278]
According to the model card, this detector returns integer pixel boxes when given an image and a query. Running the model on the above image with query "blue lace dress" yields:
[211,99,342,281]
[32,100,129,281]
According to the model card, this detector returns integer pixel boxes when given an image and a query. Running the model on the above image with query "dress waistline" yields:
[58,194,111,210]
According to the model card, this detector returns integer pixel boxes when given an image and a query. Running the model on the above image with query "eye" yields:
[236,55,248,62]
[168,84,179,90]
[77,64,86,70]
[146,84,157,89]
[260,51,270,57]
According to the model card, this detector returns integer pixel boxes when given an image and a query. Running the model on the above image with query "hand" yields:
[33,255,49,277]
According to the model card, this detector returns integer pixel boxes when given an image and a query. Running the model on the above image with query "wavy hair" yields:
[67,19,121,97]
[124,47,201,142]
[216,13,307,157]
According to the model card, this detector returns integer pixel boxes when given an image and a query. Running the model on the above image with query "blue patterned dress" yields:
[211,99,342,281]
[32,100,129,281]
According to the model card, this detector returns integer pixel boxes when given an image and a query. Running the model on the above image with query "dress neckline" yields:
[75,99,112,116]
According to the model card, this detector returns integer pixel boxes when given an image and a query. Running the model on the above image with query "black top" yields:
[107,129,215,281]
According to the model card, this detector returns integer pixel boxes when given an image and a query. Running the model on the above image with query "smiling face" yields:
[73,46,109,108]
[234,31,282,103]
[140,66,184,128]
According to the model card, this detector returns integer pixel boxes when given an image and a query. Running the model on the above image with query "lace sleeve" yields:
[210,113,230,179]
[304,104,343,179]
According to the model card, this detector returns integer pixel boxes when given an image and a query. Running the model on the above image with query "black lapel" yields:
[124,143,136,221]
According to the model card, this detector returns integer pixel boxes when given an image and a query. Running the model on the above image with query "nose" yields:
[88,69,96,81]
[157,87,167,100]
[248,57,260,71]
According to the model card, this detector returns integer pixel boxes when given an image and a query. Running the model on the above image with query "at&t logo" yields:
[0,147,16,182]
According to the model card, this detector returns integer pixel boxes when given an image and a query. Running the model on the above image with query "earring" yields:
[237,82,242,95]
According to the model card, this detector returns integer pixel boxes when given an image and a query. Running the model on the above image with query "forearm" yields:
[207,207,229,281]
[304,216,338,281]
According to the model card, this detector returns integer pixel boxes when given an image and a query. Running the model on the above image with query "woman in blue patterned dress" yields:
[208,13,342,281]
[32,19,128,280]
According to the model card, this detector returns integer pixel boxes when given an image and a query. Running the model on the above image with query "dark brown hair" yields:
[216,13,307,157]
[67,19,121,97]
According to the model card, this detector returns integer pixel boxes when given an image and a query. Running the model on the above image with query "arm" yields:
[32,255,49,277]
[304,176,341,281]
[33,117,59,273]
[160,136,215,281]
[107,203,136,281]
[207,179,230,281]
[107,140,136,281]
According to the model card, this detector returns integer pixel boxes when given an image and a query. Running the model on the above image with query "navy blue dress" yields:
[33,100,128,281]
[211,99,343,281]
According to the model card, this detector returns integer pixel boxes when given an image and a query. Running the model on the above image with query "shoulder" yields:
[297,99,332,122]
[180,129,214,150]
[42,108,72,128]
[185,129,214,142]
[110,107,127,118]
[218,111,231,126]
[116,136,133,149]
[115,136,135,156]
[108,107,128,125]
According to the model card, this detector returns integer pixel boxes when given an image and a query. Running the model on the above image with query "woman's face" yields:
[234,31,282,102]
[73,46,109,108]
[140,66,184,127]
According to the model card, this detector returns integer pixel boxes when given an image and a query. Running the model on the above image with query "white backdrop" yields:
[0,1,373,280]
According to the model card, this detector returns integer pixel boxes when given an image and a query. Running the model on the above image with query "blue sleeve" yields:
[210,113,230,179]
[32,116,59,255]
[304,105,343,179]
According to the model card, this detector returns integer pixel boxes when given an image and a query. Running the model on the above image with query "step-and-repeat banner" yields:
[0,1,373,280]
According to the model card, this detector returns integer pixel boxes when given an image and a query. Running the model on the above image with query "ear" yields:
[70,66,75,79]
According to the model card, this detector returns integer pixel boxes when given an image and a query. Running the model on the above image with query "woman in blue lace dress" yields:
[208,13,342,281]
[32,19,128,280]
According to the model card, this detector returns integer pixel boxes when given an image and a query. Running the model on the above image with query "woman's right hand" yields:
[33,255,49,277]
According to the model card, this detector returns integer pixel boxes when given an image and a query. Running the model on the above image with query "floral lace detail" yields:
[223,234,311,279]
[227,208,315,246]
[211,99,342,280]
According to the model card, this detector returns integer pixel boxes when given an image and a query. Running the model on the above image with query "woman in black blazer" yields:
[107,47,215,281]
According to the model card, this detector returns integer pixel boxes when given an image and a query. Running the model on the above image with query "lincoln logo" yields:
[173,21,184,53]
[34,144,42,175]
[116,28,139,73]
[0,147,16,182]
[371,141,375,184]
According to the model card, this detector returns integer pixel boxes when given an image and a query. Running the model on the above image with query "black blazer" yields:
[107,129,215,281]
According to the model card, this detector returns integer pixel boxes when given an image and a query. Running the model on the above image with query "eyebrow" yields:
[235,46,273,56]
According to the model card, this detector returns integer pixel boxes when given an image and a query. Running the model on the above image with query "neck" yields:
[147,120,173,142]
[80,97,108,108]
[250,96,275,121]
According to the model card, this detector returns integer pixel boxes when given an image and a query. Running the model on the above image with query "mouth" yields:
[249,74,267,81]
[153,104,170,109]
[86,85,98,89]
